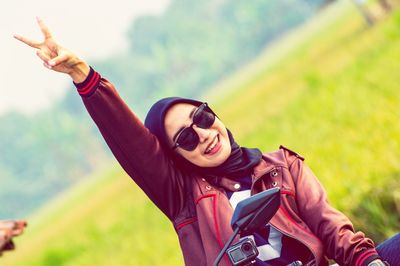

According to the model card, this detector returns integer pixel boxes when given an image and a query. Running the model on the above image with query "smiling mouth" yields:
[204,134,221,155]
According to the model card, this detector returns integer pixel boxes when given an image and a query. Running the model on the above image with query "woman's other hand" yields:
[14,17,89,83]
[368,259,389,265]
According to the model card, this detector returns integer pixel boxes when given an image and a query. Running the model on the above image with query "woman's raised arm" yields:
[15,18,187,220]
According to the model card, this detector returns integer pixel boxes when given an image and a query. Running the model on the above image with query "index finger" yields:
[36,17,52,39]
[13,34,41,48]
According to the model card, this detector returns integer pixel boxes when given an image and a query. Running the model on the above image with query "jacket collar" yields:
[252,158,271,179]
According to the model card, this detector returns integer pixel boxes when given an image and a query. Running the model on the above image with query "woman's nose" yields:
[192,125,210,143]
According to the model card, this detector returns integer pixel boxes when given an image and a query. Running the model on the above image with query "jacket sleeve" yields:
[286,152,381,266]
[74,67,186,220]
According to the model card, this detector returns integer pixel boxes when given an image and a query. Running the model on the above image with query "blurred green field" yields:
[3,1,400,265]
[3,166,182,265]
[212,1,400,241]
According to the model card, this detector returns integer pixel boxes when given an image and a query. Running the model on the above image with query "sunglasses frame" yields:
[171,102,215,151]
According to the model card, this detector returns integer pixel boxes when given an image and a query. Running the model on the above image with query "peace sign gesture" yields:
[14,17,89,83]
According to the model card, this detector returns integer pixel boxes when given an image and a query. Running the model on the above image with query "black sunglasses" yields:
[171,103,216,151]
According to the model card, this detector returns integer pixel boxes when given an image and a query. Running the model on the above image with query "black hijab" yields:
[144,97,262,179]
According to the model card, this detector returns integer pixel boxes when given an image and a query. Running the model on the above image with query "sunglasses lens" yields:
[194,106,215,129]
[173,103,216,151]
[176,128,199,151]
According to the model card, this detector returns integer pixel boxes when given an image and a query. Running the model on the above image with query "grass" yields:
[2,1,400,265]
[211,1,400,241]
[2,166,182,266]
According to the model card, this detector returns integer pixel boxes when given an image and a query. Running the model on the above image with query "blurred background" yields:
[1,0,399,265]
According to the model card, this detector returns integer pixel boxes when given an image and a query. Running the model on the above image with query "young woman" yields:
[15,18,398,266]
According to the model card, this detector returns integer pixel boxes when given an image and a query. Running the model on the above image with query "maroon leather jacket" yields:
[75,68,380,266]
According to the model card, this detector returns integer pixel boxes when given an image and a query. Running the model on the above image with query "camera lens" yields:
[241,242,255,257]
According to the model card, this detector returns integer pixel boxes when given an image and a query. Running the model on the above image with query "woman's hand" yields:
[14,17,90,83]
[368,259,389,265]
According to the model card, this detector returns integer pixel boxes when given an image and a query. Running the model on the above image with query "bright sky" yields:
[1,0,169,115]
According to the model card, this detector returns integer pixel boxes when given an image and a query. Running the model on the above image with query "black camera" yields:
[226,237,259,266]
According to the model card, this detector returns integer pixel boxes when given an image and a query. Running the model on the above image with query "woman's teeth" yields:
[205,135,218,154]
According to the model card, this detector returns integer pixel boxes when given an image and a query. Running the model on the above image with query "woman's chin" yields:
[201,147,231,167]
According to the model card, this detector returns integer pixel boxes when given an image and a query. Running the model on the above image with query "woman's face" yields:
[164,103,231,167]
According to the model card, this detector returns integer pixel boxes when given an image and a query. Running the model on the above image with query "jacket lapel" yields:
[192,176,236,265]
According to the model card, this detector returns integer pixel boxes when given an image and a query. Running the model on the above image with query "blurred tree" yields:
[353,0,375,26]
[378,0,392,13]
